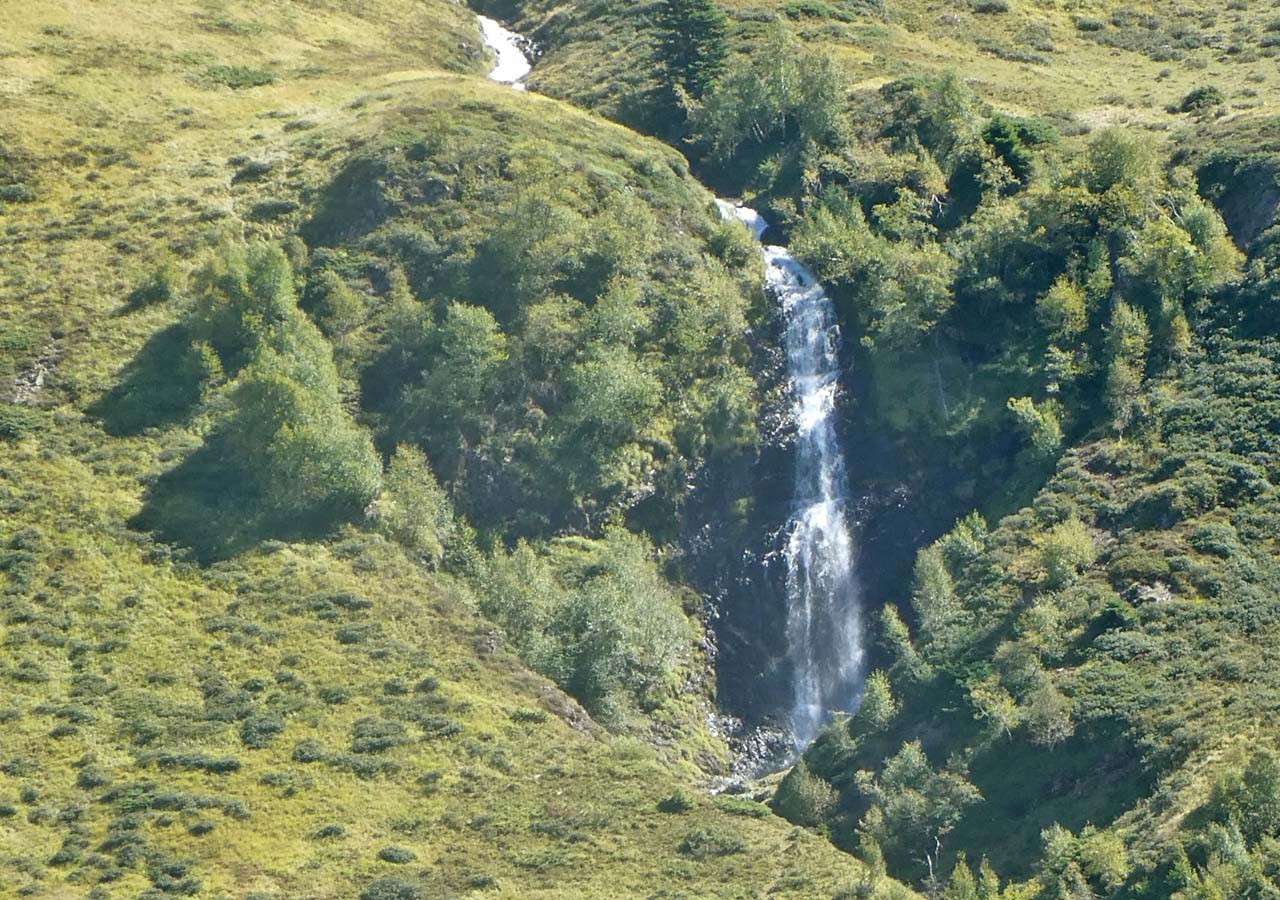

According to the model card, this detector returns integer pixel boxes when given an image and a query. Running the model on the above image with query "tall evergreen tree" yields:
[654,0,728,100]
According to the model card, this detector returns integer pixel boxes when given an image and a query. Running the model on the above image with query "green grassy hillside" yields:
[0,2,908,897]
[501,0,1280,140]
[10,0,1280,897]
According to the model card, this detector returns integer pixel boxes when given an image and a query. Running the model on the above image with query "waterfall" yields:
[717,201,866,748]
[477,15,532,89]
[470,10,863,751]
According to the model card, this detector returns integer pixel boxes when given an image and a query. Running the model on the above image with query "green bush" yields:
[677,825,746,858]
[657,790,695,813]
[1040,518,1097,589]
[1178,85,1225,113]
[154,752,241,774]
[351,718,408,754]
[0,405,45,442]
[360,877,422,900]
[1207,751,1280,845]
[480,528,689,725]
[133,242,381,559]
[855,670,898,733]
[367,445,455,567]
[239,714,284,749]
[203,65,275,89]
[126,256,184,309]
[773,760,838,827]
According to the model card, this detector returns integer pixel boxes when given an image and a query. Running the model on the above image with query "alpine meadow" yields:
[3,0,1280,898]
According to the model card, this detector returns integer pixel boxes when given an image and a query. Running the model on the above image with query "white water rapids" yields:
[717,201,865,748]
[475,15,864,749]
[478,15,531,89]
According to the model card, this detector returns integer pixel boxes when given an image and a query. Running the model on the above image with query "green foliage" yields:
[1039,517,1096,589]
[1007,397,1063,459]
[657,790,695,813]
[774,759,839,827]
[134,243,380,558]
[855,670,898,733]
[1081,130,1155,195]
[480,528,689,725]
[792,197,955,350]
[879,604,931,682]
[0,404,46,442]
[677,825,747,858]
[329,120,760,541]
[910,544,963,651]
[308,270,366,337]
[1178,85,1225,114]
[127,256,185,309]
[202,64,275,89]
[1103,300,1150,436]
[360,877,422,900]
[689,25,846,166]
[188,241,299,374]
[1036,277,1088,343]
[982,114,1056,184]
[857,741,982,878]
[653,0,728,100]
[1207,751,1280,846]
[368,445,456,567]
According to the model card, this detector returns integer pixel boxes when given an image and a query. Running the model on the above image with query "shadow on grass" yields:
[90,324,207,436]
[129,436,267,563]
[130,430,351,563]
[950,720,1157,880]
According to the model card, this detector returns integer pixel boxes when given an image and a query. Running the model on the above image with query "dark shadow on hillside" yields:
[131,428,359,564]
[129,436,266,563]
[90,324,206,436]
[952,721,1157,880]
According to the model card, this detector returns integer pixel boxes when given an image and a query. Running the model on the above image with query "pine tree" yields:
[654,0,728,100]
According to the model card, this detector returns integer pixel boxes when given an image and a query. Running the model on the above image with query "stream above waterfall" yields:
[478,15,532,88]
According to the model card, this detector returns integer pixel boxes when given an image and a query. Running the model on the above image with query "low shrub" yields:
[154,752,241,775]
[204,65,275,89]
[360,878,422,900]
[240,714,284,749]
[1178,85,1225,112]
[677,826,746,859]
[352,718,408,754]
[657,791,695,813]
[377,846,417,863]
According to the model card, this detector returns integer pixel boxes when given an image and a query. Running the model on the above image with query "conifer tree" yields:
[654,0,728,100]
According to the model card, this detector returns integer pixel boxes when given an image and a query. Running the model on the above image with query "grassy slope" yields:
[509,0,1279,143]
[0,2,910,897]
[0,453,880,897]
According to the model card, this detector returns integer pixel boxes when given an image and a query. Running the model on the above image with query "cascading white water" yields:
[477,15,532,89]
[717,200,866,748]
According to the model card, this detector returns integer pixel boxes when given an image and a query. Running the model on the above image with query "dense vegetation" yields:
[485,0,1280,895]
[7,0,1280,896]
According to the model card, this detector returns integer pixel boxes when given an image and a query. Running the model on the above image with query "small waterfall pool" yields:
[477,15,531,88]
[717,201,866,748]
